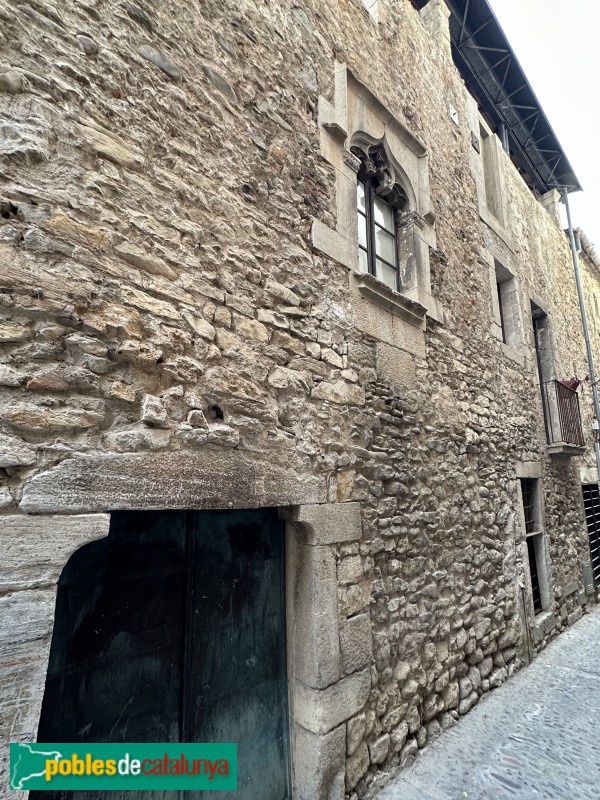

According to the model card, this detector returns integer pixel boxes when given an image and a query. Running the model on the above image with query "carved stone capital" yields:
[343,149,361,173]
[397,211,426,231]
[350,141,408,211]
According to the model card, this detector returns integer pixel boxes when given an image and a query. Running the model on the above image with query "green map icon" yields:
[10,743,63,790]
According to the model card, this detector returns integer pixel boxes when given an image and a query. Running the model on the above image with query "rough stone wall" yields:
[579,234,600,479]
[0,1,597,798]
[469,114,595,640]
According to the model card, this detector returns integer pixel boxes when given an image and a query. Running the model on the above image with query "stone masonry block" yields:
[294,669,371,735]
[293,723,345,800]
[1,589,58,792]
[290,541,341,689]
[337,555,364,585]
[286,502,362,546]
[339,613,372,675]
[376,341,417,389]
[1,513,110,591]
[311,218,354,270]
[345,741,369,792]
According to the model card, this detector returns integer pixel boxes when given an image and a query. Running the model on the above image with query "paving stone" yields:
[375,610,600,800]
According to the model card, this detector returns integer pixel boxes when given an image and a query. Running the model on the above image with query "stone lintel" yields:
[283,502,362,545]
[20,451,327,514]
[514,461,543,479]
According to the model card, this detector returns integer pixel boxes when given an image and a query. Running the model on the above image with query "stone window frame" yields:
[465,97,513,249]
[481,245,524,366]
[530,297,556,387]
[479,123,505,226]
[528,296,585,456]
[515,462,555,634]
[490,258,523,356]
[313,61,445,328]
[530,297,557,443]
[1,451,371,800]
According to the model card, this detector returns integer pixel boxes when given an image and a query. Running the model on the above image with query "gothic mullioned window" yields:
[314,63,443,326]
[354,143,408,292]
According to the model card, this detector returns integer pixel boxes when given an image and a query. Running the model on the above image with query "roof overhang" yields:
[414,0,581,194]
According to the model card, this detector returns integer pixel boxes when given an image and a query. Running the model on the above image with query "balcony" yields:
[542,380,586,455]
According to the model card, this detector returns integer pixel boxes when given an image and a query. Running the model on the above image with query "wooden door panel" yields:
[33,508,289,800]
[186,509,290,799]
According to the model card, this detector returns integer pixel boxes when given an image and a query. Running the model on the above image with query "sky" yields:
[487,0,600,247]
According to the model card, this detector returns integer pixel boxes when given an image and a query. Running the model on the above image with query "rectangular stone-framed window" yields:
[517,474,552,616]
[480,124,504,224]
[492,259,521,349]
[531,299,557,445]
[531,301,555,384]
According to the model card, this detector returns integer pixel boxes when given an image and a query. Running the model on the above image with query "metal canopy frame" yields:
[414,0,581,194]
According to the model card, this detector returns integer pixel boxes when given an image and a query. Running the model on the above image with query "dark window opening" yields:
[583,483,600,587]
[520,477,544,616]
[520,478,537,534]
[526,535,543,614]
[531,301,552,443]
[497,281,507,344]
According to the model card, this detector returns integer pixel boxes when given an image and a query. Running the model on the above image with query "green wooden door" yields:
[34,508,290,799]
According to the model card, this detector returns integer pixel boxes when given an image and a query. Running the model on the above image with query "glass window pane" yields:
[376,259,398,290]
[357,213,368,248]
[357,181,366,212]
[358,247,368,273]
[373,195,394,231]
[375,228,397,264]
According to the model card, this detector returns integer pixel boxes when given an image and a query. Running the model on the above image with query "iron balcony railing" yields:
[542,379,585,447]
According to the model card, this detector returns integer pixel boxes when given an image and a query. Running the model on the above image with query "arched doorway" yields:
[33,508,290,799]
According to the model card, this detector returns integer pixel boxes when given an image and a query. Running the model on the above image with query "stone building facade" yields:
[1,0,598,798]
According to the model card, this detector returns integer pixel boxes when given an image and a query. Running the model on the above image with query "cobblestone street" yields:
[376,608,600,800]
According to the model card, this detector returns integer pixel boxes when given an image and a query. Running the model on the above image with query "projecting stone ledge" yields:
[19,450,327,514]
